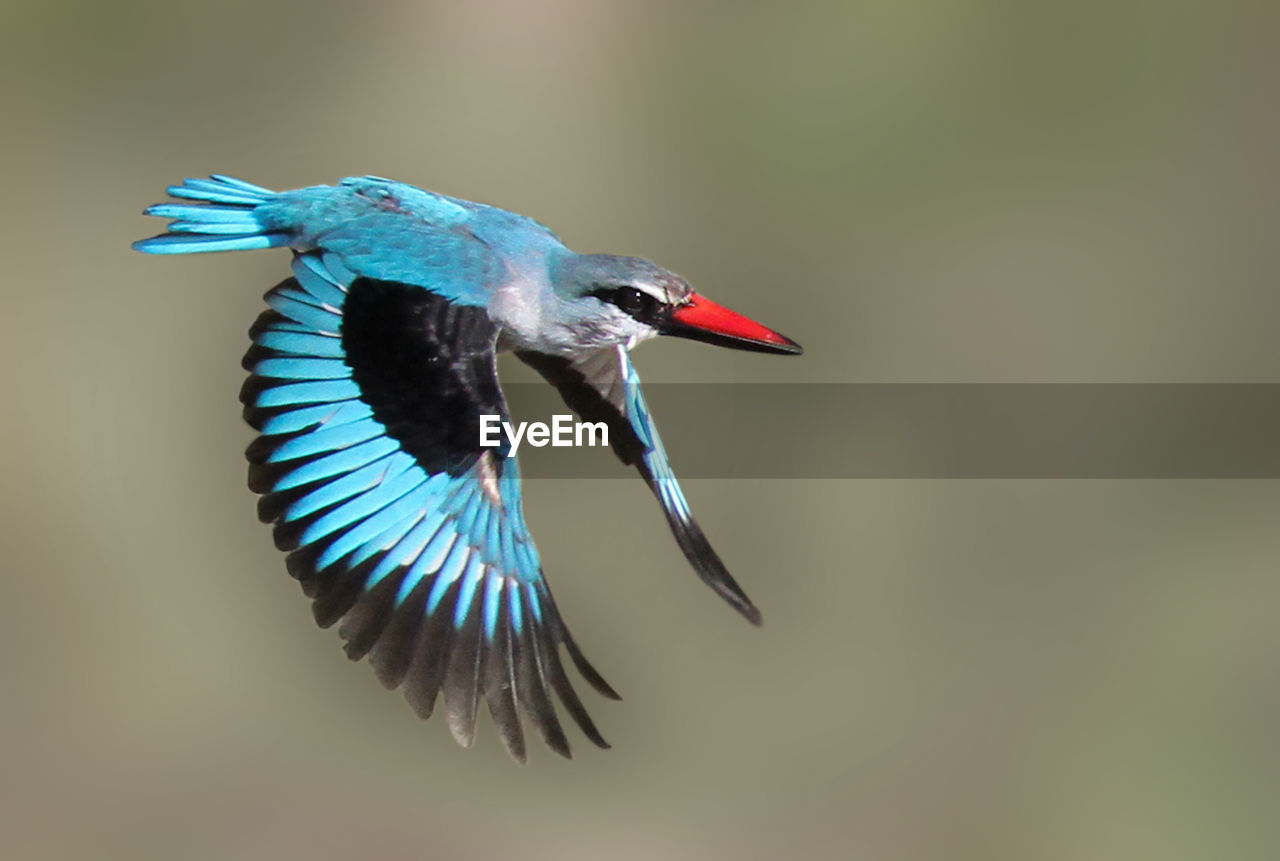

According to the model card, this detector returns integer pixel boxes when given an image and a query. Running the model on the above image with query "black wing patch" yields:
[342,277,508,475]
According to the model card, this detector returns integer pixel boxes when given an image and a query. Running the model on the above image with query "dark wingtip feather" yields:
[534,582,620,701]
[560,627,622,701]
[248,307,293,340]
[368,576,432,690]
[256,481,318,523]
[338,572,400,661]
[239,373,270,407]
[245,433,287,464]
[514,614,573,759]
[285,543,365,628]
[241,343,273,372]
[247,459,299,495]
[537,628,610,750]
[484,605,529,763]
[271,516,310,552]
[402,580,459,720]
[663,504,763,626]
[443,607,484,748]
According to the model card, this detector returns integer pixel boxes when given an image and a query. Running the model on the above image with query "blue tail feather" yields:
[143,204,261,224]
[167,176,271,204]
[133,175,283,256]
[132,232,292,254]
[209,174,275,195]
[164,220,266,235]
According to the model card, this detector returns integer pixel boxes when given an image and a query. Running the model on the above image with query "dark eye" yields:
[614,287,651,316]
[589,284,662,321]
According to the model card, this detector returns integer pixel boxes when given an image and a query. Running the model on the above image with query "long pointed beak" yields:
[662,292,803,355]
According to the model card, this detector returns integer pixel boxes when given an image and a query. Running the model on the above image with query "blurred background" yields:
[2,1,1278,859]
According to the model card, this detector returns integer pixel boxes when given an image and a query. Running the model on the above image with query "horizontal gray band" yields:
[494,384,1280,478]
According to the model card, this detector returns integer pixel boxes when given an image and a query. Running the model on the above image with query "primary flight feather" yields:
[134,174,801,762]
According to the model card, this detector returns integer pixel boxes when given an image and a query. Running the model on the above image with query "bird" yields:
[133,174,802,762]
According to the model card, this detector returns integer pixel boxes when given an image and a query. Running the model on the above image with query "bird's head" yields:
[554,254,802,355]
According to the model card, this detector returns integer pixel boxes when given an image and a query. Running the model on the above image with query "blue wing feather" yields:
[292,257,348,306]
[257,400,372,436]
[253,330,346,359]
[264,293,342,332]
[255,379,363,409]
[284,452,406,522]
[381,511,451,596]
[266,418,381,462]
[270,436,401,489]
[253,357,351,380]
[426,538,469,614]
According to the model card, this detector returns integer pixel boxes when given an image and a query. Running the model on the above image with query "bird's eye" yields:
[614,287,651,316]
[588,284,663,322]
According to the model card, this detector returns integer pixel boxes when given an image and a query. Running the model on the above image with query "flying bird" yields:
[133,175,801,761]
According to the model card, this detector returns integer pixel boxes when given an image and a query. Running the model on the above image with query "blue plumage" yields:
[134,174,801,761]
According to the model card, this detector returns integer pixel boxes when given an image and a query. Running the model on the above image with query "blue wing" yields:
[515,347,762,625]
[136,177,616,761]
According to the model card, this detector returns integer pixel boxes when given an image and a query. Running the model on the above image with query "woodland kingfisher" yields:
[134,174,801,761]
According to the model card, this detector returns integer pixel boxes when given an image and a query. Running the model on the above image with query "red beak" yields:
[664,292,803,355]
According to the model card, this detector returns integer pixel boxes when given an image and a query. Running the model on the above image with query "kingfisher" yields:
[133,175,801,761]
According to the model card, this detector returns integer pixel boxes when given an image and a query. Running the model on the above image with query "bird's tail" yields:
[132,175,292,255]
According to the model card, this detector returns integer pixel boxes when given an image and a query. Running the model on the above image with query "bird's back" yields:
[254,176,568,306]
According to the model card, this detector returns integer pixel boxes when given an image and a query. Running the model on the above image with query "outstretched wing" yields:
[515,347,762,625]
[243,254,617,762]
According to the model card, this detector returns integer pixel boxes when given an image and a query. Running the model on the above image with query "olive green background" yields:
[2,2,1278,859]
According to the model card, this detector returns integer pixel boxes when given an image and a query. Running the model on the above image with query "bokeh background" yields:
[3,2,1278,859]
